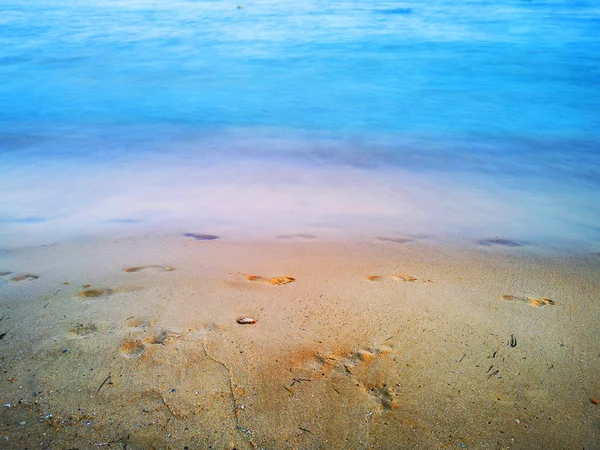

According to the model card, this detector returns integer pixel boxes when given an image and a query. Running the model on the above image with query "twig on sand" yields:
[487,369,500,379]
[291,378,311,386]
[43,289,61,309]
[458,353,466,363]
[299,427,311,433]
[97,373,112,393]
[284,386,294,395]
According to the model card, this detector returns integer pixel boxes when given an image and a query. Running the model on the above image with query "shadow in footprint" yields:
[120,330,172,359]
[363,384,399,410]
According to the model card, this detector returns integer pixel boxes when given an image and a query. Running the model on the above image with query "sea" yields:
[1,0,599,251]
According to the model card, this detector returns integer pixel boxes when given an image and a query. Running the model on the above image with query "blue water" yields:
[1,0,599,250]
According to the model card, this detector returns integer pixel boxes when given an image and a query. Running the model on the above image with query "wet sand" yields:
[0,235,599,449]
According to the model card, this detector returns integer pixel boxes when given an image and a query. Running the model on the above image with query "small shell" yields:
[236,317,257,325]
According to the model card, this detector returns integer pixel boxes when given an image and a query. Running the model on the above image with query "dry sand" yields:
[0,235,599,449]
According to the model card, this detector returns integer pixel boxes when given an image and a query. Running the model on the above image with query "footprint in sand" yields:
[120,337,147,359]
[500,294,555,307]
[68,322,98,338]
[121,317,176,359]
[119,330,172,359]
[77,285,140,298]
[366,273,418,282]
[246,275,296,285]
[4,273,40,282]
[342,346,399,410]
[286,344,399,411]
[78,288,114,298]
[123,264,176,273]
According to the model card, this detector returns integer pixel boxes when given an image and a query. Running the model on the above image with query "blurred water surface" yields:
[1,0,599,250]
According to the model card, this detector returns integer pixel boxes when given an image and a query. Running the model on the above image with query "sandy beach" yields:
[2,0,600,448]
[0,234,598,449]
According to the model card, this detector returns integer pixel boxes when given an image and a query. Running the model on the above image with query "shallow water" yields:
[1,0,599,250]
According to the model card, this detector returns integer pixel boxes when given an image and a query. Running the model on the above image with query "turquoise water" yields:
[1,0,599,250]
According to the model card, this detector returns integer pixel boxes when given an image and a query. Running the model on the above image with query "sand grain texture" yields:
[0,237,599,449]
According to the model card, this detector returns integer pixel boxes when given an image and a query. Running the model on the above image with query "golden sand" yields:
[0,236,598,448]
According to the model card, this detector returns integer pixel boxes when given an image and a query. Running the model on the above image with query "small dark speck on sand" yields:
[477,238,522,247]
[183,233,220,241]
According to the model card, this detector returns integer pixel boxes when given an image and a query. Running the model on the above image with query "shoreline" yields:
[1,235,599,448]
[1,229,599,258]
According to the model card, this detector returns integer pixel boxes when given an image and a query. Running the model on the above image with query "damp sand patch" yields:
[183,233,219,241]
[478,237,522,247]
[124,265,176,273]
[376,237,413,244]
[277,234,316,240]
